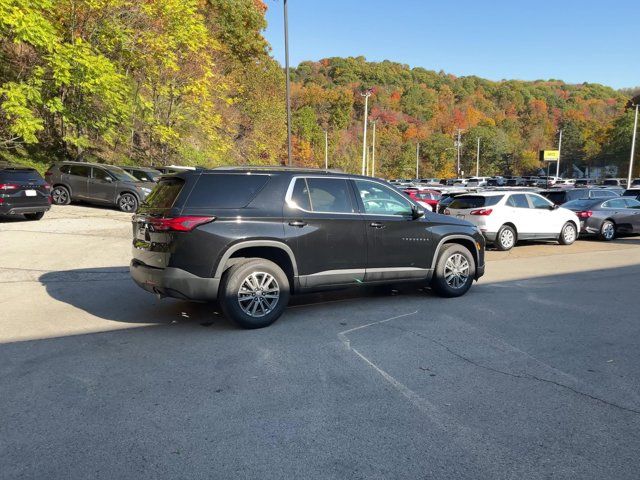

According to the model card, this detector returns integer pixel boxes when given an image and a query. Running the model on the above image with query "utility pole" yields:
[628,104,639,186]
[360,89,372,176]
[456,129,462,177]
[476,137,480,177]
[371,120,376,177]
[283,0,292,166]
[365,146,370,176]
[324,129,328,170]
[415,142,420,179]
[556,129,563,177]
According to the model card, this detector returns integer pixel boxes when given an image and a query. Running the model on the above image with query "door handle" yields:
[288,220,307,227]
[370,222,385,229]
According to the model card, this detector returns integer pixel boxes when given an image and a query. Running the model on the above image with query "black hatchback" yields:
[0,166,50,220]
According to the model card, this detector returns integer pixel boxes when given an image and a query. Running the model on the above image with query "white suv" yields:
[445,191,579,250]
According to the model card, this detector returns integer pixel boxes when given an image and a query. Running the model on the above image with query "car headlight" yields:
[140,187,152,194]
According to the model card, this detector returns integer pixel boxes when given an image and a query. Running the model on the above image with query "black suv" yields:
[0,165,50,220]
[45,161,154,212]
[130,168,486,328]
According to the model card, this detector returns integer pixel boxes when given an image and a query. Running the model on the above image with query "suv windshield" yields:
[448,195,503,209]
[106,167,138,182]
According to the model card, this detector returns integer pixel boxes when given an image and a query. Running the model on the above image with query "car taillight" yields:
[44,171,53,177]
[149,216,215,232]
[0,183,19,190]
[43,184,51,190]
[470,208,493,216]
[577,211,593,218]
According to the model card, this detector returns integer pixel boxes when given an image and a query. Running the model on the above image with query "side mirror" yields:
[105,176,113,182]
[411,205,425,220]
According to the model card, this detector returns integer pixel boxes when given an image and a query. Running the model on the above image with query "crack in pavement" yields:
[386,323,640,416]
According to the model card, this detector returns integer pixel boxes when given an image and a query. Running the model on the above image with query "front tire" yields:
[24,212,45,221]
[51,186,71,205]
[430,244,476,298]
[219,258,290,329]
[599,220,616,241]
[559,222,577,245]
[495,225,516,251]
[118,193,138,212]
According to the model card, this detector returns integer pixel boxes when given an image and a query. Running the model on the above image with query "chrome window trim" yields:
[285,176,421,217]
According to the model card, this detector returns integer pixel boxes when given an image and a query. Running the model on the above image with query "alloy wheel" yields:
[119,195,136,212]
[563,224,576,243]
[444,253,470,289]
[237,272,280,318]
[52,188,67,204]
[602,222,615,240]
[500,229,515,249]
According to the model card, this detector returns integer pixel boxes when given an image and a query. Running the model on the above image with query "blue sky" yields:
[263,0,638,89]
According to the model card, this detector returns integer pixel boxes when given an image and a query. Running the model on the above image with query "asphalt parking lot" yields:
[2,205,640,479]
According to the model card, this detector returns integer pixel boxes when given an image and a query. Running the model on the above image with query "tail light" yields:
[44,171,53,177]
[149,216,215,232]
[577,211,593,218]
[0,183,19,190]
[470,208,493,216]
[43,184,51,190]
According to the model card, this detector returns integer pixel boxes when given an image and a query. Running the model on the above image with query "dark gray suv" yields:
[45,162,154,212]
[130,167,486,329]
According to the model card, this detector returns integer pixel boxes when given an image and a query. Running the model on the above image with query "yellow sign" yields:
[542,150,560,161]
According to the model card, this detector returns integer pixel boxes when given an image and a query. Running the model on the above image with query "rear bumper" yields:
[130,260,219,301]
[0,204,50,215]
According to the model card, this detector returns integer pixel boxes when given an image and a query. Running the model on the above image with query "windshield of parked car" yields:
[106,167,139,182]
[563,199,599,210]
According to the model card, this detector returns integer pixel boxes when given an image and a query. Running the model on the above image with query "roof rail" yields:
[212,165,344,173]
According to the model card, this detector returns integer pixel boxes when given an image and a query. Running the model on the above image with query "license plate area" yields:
[25,190,37,197]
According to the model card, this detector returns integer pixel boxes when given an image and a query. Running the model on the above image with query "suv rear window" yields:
[623,189,640,197]
[185,174,269,209]
[143,177,184,209]
[0,168,43,182]
[448,195,503,209]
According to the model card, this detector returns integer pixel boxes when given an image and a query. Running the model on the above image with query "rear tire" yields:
[219,258,290,329]
[599,220,616,241]
[430,244,475,298]
[24,212,44,221]
[118,193,138,212]
[51,186,71,205]
[558,222,577,245]
[495,225,516,251]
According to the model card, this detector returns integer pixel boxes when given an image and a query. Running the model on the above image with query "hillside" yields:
[0,1,636,177]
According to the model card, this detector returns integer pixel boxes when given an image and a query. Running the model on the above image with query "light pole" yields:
[283,0,292,166]
[476,137,480,177]
[455,129,462,176]
[324,129,328,170]
[556,129,563,177]
[360,89,372,176]
[415,142,420,179]
[371,120,376,177]
[628,104,639,185]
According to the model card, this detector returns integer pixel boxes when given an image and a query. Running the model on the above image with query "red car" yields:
[403,188,442,212]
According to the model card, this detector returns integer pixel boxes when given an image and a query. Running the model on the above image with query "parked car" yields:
[466,177,490,188]
[555,178,576,186]
[623,188,640,200]
[505,177,525,186]
[403,188,442,211]
[0,165,50,220]
[575,178,599,187]
[601,178,628,187]
[45,162,154,212]
[121,166,162,183]
[563,197,640,240]
[419,178,440,185]
[631,179,640,187]
[487,176,506,187]
[155,165,198,174]
[130,168,486,328]
[436,191,466,214]
[444,191,579,251]
[540,188,619,205]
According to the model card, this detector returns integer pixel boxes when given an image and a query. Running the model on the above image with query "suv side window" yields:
[68,165,90,177]
[59,165,71,174]
[355,180,413,216]
[624,198,640,208]
[295,178,354,213]
[92,167,112,181]
[591,190,616,198]
[507,194,529,208]
[527,194,552,209]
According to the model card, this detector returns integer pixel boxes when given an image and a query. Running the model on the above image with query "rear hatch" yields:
[445,195,504,221]
[0,168,50,211]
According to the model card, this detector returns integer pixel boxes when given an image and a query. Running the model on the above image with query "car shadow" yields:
[39,267,430,328]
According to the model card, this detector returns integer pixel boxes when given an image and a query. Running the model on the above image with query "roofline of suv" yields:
[212,166,345,174]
